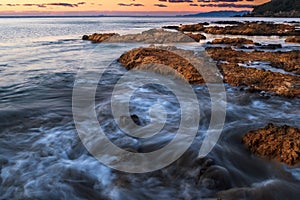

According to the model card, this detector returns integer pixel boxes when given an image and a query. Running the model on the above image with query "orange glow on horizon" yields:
[0,0,270,15]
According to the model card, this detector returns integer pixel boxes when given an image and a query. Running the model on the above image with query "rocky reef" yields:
[82,29,206,44]
[206,47,300,75]
[218,62,300,98]
[164,21,299,36]
[117,46,205,84]
[118,45,300,98]
[243,124,300,166]
[208,37,254,45]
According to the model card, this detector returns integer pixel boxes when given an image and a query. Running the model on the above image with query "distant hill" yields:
[249,0,300,17]
[182,10,250,17]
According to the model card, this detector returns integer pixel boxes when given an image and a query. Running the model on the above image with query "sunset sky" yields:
[0,0,270,15]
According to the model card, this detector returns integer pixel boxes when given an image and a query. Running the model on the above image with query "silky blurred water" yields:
[0,17,300,200]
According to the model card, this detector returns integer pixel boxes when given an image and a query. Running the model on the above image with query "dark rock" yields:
[213,21,243,25]
[82,35,89,40]
[259,44,282,49]
[198,165,232,191]
[243,123,300,166]
[162,25,179,30]
[131,114,142,126]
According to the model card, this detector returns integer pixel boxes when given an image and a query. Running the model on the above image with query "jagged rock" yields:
[203,22,299,36]
[118,46,300,97]
[285,36,300,43]
[206,47,300,74]
[218,62,300,97]
[208,37,254,45]
[243,123,300,165]
[117,46,205,84]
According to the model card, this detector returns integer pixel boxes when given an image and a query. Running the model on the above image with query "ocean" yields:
[0,17,300,199]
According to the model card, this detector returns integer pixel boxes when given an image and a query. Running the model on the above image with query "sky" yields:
[0,0,270,16]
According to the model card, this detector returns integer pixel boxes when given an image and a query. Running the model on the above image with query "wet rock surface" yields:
[243,123,300,166]
[285,36,300,43]
[185,33,206,42]
[82,29,204,43]
[206,47,300,75]
[82,33,118,43]
[169,21,299,36]
[208,37,254,45]
[118,46,300,97]
[117,46,206,84]
[218,62,300,98]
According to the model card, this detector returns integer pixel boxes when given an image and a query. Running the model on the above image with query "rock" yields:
[82,29,201,43]
[82,33,118,43]
[217,62,300,98]
[243,123,300,166]
[185,33,206,42]
[205,22,299,36]
[118,46,300,97]
[168,21,299,35]
[162,25,179,30]
[208,37,254,45]
[213,21,243,25]
[82,35,89,40]
[285,36,300,44]
[217,179,300,200]
[117,46,205,84]
[206,47,300,74]
[259,43,282,50]
[178,23,206,32]
[198,165,232,191]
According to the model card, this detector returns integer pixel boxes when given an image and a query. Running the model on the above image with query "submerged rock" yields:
[217,179,300,200]
[198,165,232,191]
[285,36,300,44]
[243,123,300,166]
